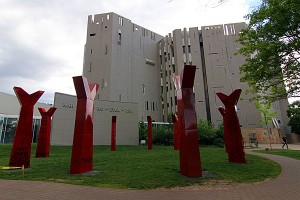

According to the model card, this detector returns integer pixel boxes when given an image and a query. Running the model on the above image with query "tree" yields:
[254,101,277,149]
[237,0,300,102]
[287,101,300,134]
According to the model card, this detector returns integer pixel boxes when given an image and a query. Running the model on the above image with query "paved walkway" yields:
[1,144,300,200]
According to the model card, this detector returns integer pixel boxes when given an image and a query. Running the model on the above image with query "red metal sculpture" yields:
[9,87,44,168]
[216,89,246,163]
[35,107,57,158]
[218,107,229,153]
[173,65,202,178]
[171,114,180,150]
[147,116,153,150]
[70,76,99,174]
[111,116,117,151]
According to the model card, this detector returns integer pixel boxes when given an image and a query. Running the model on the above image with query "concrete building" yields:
[0,12,292,145]
[83,12,290,135]
[82,13,164,122]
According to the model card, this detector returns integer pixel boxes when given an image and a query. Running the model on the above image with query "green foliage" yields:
[287,101,300,134]
[139,121,173,145]
[0,144,281,189]
[237,0,300,102]
[153,125,173,146]
[138,121,147,141]
[197,119,224,147]
[254,101,277,126]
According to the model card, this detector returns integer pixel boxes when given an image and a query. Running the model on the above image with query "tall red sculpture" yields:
[147,116,153,150]
[216,89,246,163]
[70,76,99,174]
[35,107,57,158]
[111,116,117,151]
[9,87,44,168]
[173,65,202,177]
[218,107,229,153]
[172,114,180,150]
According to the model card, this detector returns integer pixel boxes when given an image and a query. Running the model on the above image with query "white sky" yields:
[0,0,261,103]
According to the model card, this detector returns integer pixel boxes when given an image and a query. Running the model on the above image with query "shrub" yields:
[153,125,173,146]
[139,119,224,147]
[197,119,224,147]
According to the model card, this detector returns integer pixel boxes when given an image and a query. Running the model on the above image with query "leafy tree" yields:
[287,101,300,134]
[237,0,300,102]
[254,101,277,149]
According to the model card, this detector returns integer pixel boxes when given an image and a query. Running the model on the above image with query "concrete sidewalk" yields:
[0,145,299,200]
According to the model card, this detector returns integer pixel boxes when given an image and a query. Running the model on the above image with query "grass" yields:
[254,149,300,160]
[0,144,281,190]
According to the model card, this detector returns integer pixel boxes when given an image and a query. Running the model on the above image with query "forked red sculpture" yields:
[147,116,153,150]
[171,114,180,150]
[9,87,44,168]
[216,89,246,163]
[173,65,202,177]
[218,107,229,153]
[70,76,99,174]
[35,107,57,158]
[111,116,117,151]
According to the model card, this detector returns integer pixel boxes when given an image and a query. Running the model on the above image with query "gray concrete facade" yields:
[51,92,139,145]
[81,12,290,133]
[82,12,163,122]
[159,23,290,133]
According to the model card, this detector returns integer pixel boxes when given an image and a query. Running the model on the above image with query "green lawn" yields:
[0,145,281,189]
[254,149,300,160]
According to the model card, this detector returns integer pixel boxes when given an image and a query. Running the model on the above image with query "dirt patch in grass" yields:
[154,178,275,191]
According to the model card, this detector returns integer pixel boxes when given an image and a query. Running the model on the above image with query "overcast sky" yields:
[0,0,261,103]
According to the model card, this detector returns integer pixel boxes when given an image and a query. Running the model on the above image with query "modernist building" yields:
[0,12,291,146]
[82,12,290,134]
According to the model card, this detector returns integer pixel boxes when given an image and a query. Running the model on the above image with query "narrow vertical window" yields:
[105,45,108,54]
[89,62,92,72]
[142,84,145,95]
[183,46,186,54]
[118,30,121,45]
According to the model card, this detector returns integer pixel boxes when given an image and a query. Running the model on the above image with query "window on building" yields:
[118,30,121,45]
[188,45,191,53]
[105,45,108,54]
[107,14,110,20]
[152,102,155,111]
[172,65,175,73]
[171,47,174,57]
[90,49,93,54]
[118,16,123,25]
[183,46,186,54]
[90,33,96,36]
[89,62,92,72]
[142,84,145,95]
[146,101,149,110]
[101,78,105,89]
[170,97,173,107]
